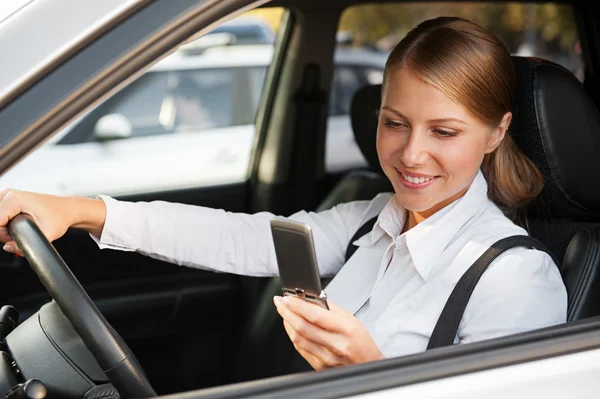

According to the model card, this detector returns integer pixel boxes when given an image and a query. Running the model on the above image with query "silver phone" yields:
[270,218,329,310]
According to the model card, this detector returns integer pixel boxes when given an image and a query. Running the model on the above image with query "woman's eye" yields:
[384,120,407,129]
[435,129,459,138]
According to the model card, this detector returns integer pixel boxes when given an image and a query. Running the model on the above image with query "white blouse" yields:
[92,170,567,358]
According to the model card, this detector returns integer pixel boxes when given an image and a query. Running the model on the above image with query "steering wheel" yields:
[8,214,156,399]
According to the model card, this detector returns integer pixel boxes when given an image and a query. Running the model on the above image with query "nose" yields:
[400,130,429,167]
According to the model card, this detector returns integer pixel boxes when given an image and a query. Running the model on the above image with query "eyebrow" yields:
[381,106,468,125]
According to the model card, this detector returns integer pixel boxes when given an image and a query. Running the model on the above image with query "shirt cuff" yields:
[88,194,141,252]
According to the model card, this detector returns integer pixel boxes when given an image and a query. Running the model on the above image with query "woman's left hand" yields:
[273,295,385,370]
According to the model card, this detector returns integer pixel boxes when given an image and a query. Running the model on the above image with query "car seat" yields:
[510,56,600,321]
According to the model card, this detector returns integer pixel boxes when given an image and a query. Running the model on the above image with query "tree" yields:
[337,3,578,55]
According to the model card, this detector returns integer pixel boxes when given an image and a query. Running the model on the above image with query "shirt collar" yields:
[354,170,490,281]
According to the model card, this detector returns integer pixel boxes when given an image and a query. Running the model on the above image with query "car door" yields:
[0,3,287,395]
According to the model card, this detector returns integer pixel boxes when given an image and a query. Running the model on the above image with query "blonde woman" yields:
[0,17,567,370]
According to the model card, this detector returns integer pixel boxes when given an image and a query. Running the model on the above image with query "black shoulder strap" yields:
[427,235,559,350]
[345,216,378,263]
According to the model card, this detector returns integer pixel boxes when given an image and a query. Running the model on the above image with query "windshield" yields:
[0,0,34,25]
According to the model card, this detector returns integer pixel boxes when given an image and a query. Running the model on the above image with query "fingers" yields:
[279,295,348,334]
[0,188,14,202]
[0,226,11,245]
[282,320,340,369]
[295,345,325,371]
[0,190,23,251]
[274,296,385,367]
[2,240,23,257]
[275,296,335,348]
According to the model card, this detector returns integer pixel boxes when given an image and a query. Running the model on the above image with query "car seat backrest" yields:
[510,56,600,320]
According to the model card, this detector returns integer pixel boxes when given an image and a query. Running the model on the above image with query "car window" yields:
[325,2,583,173]
[0,8,285,197]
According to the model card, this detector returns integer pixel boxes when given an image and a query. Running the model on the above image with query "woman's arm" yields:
[0,187,388,278]
[90,194,384,277]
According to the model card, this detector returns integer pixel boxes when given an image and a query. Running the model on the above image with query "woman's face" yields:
[377,67,510,217]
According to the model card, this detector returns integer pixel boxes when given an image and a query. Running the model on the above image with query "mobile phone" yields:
[270,218,329,310]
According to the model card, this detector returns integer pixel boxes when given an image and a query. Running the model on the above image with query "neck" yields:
[402,184,471,234]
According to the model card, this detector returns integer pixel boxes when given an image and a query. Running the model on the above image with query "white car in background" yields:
[0,42,387,198]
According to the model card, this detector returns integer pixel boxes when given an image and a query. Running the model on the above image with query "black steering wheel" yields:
[8,214,156,399]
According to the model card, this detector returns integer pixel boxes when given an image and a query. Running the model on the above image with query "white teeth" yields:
[402,172,434,184]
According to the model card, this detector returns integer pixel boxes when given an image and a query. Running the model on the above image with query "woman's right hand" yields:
[0,189,106,256]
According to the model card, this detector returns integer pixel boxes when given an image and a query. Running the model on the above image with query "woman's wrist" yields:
[69,196,107,238]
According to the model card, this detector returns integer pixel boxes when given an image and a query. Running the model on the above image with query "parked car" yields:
[210,16,277,44]
[0,43,386,197]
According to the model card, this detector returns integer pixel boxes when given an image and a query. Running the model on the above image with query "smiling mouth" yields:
[396,169,440,187]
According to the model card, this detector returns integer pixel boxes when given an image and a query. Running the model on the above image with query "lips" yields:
[395,168,440,189]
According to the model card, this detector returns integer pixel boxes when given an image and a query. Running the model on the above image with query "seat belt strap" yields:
[345,216,378,263]
[427,235,559,350]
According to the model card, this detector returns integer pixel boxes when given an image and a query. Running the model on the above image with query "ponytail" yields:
[481,134,543,213]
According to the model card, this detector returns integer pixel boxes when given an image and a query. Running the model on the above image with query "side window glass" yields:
[0,8,286,196]
[325,2,583,174]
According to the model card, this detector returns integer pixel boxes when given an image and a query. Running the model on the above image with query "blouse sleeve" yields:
[90,194,388,277]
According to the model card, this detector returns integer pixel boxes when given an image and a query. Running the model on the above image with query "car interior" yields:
[1,0,600,398]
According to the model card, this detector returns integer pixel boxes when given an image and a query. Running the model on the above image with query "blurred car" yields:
[210,16,277,44]
[0,41,386,197]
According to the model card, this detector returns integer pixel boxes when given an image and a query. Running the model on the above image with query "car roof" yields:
[149,44,388,72]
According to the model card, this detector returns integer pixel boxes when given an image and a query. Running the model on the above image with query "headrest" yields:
[349,57,600,221]
[350,84,383,175]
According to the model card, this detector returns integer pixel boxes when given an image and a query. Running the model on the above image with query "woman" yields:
[0,17,567,370]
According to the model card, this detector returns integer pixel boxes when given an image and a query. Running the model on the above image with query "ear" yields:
[485,112,511,154]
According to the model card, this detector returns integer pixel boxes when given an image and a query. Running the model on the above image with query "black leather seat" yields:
[510,56,600,321]
[234,55,600,382]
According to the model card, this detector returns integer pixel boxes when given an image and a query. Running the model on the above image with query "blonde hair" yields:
[383,17,543,212]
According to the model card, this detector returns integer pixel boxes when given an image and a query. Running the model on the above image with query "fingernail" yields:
[283,296,291,304]
[273,296,281,306]
[3,244,12,253]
